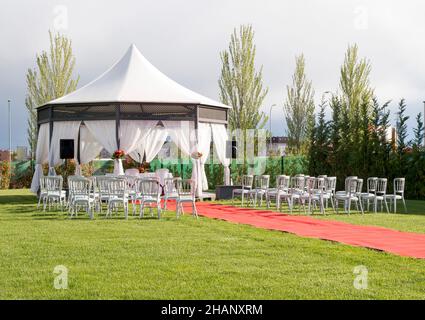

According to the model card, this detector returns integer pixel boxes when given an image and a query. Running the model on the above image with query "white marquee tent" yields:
[31,44,231,197]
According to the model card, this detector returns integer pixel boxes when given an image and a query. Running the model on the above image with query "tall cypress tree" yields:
[395,99,410,176]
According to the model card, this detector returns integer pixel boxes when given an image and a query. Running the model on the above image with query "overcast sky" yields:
[0,0,424,149]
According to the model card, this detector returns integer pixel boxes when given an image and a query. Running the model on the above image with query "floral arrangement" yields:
[191,151,203,160]
[112,149,126,160]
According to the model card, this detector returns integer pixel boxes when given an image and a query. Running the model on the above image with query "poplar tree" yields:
[219,25,268,131]
[25,31,79,160]
[284,54,315,154]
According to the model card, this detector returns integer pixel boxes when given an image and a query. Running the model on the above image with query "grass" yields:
[0,189,424,300]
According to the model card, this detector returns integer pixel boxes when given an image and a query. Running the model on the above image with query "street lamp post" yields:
[8,99,11,179]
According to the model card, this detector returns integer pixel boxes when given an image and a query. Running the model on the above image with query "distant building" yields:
[0,150,11,162]
[267,136,288,156]
[15,146,28,161]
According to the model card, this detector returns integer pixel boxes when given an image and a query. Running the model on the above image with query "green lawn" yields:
[0,189,424,300]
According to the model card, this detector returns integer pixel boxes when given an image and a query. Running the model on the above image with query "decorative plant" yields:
[112,149,126,160]
[191,151,203,160]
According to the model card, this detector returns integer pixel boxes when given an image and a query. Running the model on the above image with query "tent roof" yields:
[42,44,230,109]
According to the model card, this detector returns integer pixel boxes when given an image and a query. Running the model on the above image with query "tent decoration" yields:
[31,44,231,197]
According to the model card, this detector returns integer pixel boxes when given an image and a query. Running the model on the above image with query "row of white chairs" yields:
[37,175,198,219]
[232,174,407,215]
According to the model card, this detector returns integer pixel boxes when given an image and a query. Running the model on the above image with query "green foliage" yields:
[219,25,268,131]
[284,54,315,155]
[0,162,11,189]
[25,31,79,159]
[412,113,424,147]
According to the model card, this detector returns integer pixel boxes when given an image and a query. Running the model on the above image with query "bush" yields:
[0,161,11,189]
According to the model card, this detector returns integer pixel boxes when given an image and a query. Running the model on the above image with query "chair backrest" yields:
[277,175,290,190]
[318,175,327,178]
[44,176,63,192]
[315,177,326,191]
[325,177,337,192]
[376,178,387,195]
[39,176,48,192]
[177,179,195,199]
[69,177,91,197]
[107,178,127,198]
[256,175,270,190]
[241,175,254,189]
[291,176,305,191]
[305,177,316,194]
[356,178,363,193]
[347,178,358,196]
[97,176,115,194]
[164,177,180,195]
[345,176,358,192]
[139,178,161,198]
[367,177,378,193]
[394,178,405,195]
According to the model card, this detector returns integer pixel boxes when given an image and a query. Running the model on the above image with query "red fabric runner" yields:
[179,202,425,259]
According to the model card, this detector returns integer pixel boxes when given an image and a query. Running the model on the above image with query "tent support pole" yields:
[115,104,120,150]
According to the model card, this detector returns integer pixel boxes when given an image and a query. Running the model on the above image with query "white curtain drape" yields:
[143,127,169,162]
[120,120,158,154]
[196,123,212,192]
[74,125,104,175]
[30,123,50,193]
[48,121,81,175]
[211,123,231,185]
[84,120,120,174]
[162,120,199,194]
[162,121,194,157]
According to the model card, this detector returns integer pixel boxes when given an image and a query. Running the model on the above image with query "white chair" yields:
[232,175,254,206]
[266,175,289,209]
[324,176,337,210]
[106,178,129,219]
[37,176,48,209]
[373,178,389,213]
[385,178,407,213]
[163,177,180,210]
[43,176,66,211]
[176,179,198,218]
[300,177,326,214]
[335,178,364,214]
[155,168,170,186]
[69,177,95,219]
[248,175,270,207]
[95,176,115,214]
[136,178,162,219]
[360,177,378,212]
[286,176,306,213]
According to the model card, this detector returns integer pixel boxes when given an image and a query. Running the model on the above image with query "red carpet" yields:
[185,202,425,259]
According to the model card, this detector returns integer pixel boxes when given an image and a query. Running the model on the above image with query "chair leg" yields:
[394,198,397,213]
[383,199,389,214]
[402,198,407,213]
[157,203,161,219]
[139,203,144,218]
[359,199,364,215]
